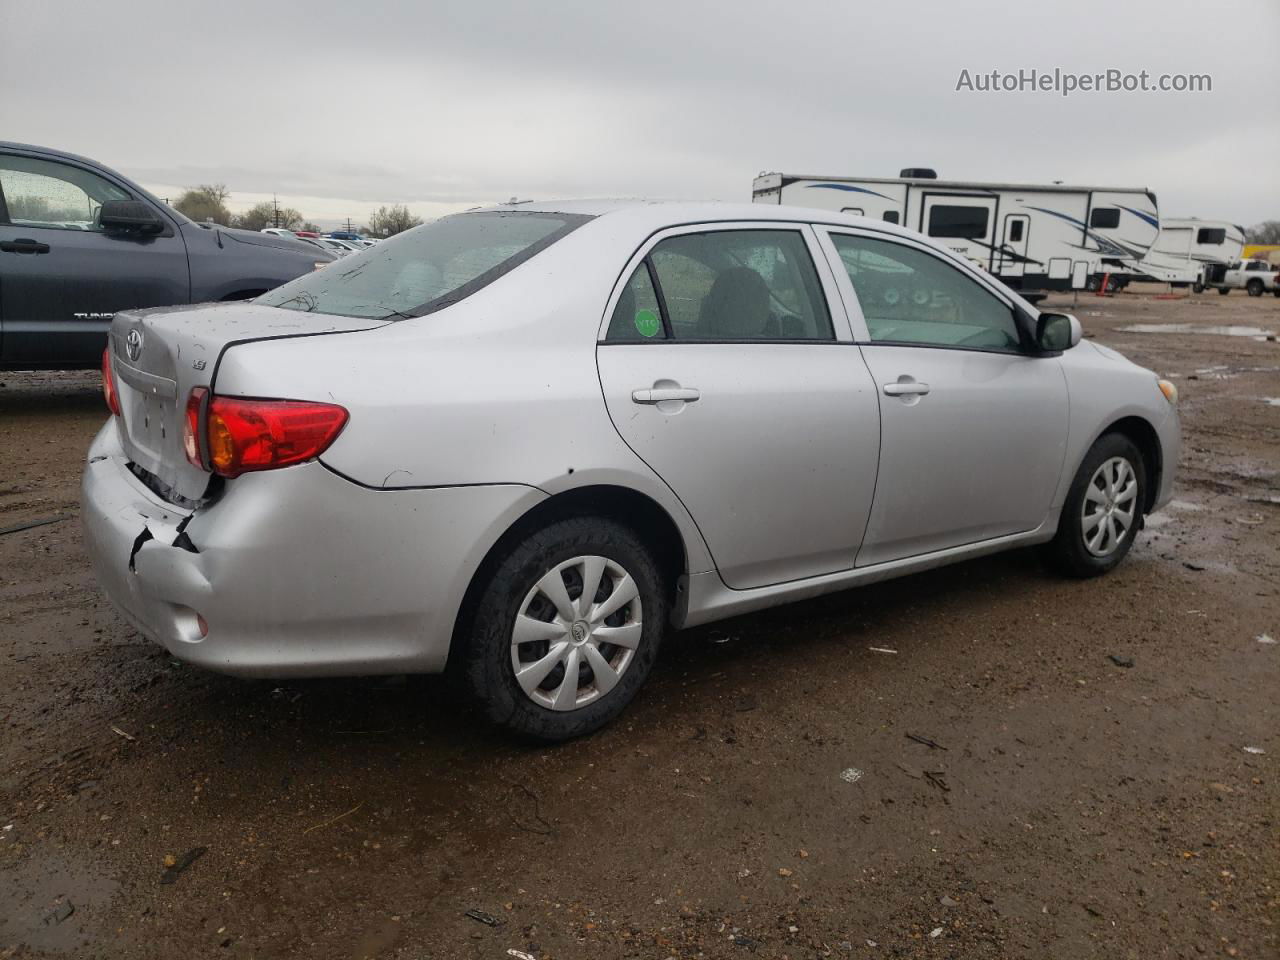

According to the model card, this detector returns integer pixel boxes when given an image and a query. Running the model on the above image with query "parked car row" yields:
[260,227,380,256]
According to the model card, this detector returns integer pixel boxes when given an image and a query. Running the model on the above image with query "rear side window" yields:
[1089,207,1120,229]
[606,264,666,341]
[644,230,833,341]
[258,211,591,320]
[927,205,989,239]
[1197,227,1226,245]
[0,155,130,231]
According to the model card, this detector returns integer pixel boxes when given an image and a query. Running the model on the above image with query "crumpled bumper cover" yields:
[81,420,545,678]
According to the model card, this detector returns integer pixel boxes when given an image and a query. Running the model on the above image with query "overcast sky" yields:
[2,0,1277,229]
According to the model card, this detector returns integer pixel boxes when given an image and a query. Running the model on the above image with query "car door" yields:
[595,223,881,590]
[0,151,189,367]
[817,227,1068,567]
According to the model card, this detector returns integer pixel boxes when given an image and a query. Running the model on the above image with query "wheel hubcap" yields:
[1081,456,1139,557]
[510,555,642,711]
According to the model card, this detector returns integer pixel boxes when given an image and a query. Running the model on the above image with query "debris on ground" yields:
[110,725,136,741]
[868,646,898,654]
[1257,633,1276,644]
[839,768,864,783]
[930,926,944,938]
[42,899,74,926]
[905,733,948,750]
[464,908,501,926]
[159,846,207,884]
[1108,654,1135,668]
[923,770,950,792]
[778,867,793,877]
[1242,746,1266,755]
[506,949,537,959]
[940,895,959,907]
[0,515,69,537]
[1183,561,1207,571]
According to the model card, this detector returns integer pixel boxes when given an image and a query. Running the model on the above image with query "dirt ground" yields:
[1,289,1277,960]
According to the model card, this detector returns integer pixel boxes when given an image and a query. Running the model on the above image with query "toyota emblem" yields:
[125,329,143,362]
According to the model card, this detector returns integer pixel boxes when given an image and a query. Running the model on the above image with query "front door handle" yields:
[0,238,51,254]
[883,379,930,397]
[632,387,700,404]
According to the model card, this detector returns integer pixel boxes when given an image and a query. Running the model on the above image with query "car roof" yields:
[470,198,918,240]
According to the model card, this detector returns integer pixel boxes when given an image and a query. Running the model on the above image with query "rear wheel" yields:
[459,517,666,742]
[1218,287,1230,295]
[1246,278,1264,297]
[1192,281,1205,294]
[1044,433,1146,578]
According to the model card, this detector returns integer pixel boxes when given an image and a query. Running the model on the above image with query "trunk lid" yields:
[108,301,387,503]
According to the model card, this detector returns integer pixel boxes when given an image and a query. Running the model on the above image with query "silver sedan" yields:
[83,201,1180,740]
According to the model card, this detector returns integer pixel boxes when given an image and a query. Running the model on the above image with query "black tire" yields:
[1192,281,1205,294]
[1246,278,1264,297]
[1043,433,1147,579]
[1273,288,1280,298]
[1218,287,1230,295]
[458,516,667,742]
[1085,276,1101,292]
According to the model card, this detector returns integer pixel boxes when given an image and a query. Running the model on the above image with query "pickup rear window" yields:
[257,211,591,320]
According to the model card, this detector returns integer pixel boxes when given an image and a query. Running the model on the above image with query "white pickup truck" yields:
[1205,259,1280,297]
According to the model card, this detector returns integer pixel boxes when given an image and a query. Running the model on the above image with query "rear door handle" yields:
[632,387,700,404]
[0,238,51,254]
[883,380,930,397]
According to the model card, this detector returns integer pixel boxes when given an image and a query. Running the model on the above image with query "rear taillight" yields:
[182,391,348,478]
[102,347,121,416]
[183,387,207,468]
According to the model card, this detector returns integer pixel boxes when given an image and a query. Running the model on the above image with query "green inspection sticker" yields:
[633,308,661,338]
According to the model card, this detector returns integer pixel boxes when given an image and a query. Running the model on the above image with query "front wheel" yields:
[1192,281,1205,294]
[1044,433,1146,578]
[459,517,667,742]
[1218,287,1230,295]
[1246,279,1264,297]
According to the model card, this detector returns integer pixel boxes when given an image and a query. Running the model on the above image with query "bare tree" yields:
[368,204,423,238]
[173,184,232,225]
[234,202,303,232]
[1245,220,1280,245]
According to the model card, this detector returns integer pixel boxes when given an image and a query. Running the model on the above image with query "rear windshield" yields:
[257,211,591,320]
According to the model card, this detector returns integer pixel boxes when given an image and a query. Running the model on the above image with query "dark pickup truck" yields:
[0,142,334,370]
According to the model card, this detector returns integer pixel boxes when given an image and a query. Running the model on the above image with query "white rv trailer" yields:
[752,169,1160,293]
[1133,218,1246,289]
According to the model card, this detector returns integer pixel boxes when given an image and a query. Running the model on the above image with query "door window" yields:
[645,230,832,341]
[0,155,130,231]
[832,234,1022,353]
[1007,219,1025,242]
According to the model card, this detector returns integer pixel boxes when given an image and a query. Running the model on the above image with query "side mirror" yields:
[1036,312,1082,352]
[99,199,165,235]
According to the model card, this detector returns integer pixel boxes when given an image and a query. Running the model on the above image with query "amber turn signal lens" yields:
[1157,379,1178,404]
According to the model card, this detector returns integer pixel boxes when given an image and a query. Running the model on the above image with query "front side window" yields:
[1089,207,1121,229]
[883,211,900,224]
[832,234,1022,353]
[0,155,130,231]
[258,211,590,320]
[1197,227,1226,245]
[927,204,990,239]
[644,230,832,341]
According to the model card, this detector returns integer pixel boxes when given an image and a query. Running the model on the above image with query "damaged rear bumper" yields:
[81,420,546,678]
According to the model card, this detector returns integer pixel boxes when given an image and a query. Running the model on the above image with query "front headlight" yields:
[313,261,330,271]
[1157,379,1178,404]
